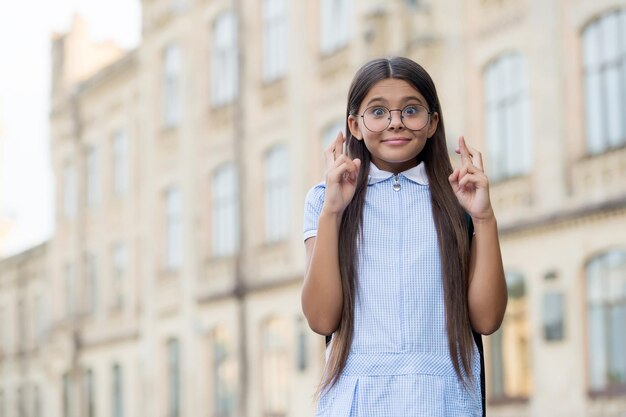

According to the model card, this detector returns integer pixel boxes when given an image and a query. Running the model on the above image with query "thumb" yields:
[349,158,362,182]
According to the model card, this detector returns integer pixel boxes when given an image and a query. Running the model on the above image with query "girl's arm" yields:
[467,213,507,335]
[302,214,343,335]
[449,136,507,335]
[301,132,361,335]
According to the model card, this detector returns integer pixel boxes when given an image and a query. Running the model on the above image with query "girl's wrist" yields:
[320,207,344,228]
[471,208,496,225]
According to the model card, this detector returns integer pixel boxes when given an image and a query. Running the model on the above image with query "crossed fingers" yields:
[324,131,359,183]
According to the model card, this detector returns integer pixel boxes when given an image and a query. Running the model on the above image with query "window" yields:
[63,162,77,218]
[17,299,26,351]
[212,12,238,106]
[586,250,626,393]
[34,385,42,417]
[319,0,351,54]
[113,130,128,196]
[63,373,72,417]
[165,187,183,270]
[65,263,75,318]
[490,272,532,401]
[164,44,182,127]
[167,339,181,417]
[212,328,237,417]
[212,163,239,257]
[582,8,626,154]
[85,253,98,315]
[87,146,100,207]
[322,120,344,175]
[17,386,25,417]
[264,146,290,243]
[322,120,344,151]
[0,308,4,354]
[112,364,123,417]
[84,370,95,417]
[296,316,308,371]
[484,53,532,181]
[262,0,288,81]
[542,291,565,342]
[261,318,290,415]
[34,295,45,343]
[112,244,126,310]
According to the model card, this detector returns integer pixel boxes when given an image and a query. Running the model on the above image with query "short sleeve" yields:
[303,182,326,241]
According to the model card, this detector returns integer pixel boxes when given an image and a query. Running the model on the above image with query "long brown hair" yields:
[320,57,473,392]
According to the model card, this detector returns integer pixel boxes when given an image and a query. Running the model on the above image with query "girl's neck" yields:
[370,157,420,174]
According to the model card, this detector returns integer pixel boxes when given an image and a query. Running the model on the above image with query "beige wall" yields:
[0,0,624,416]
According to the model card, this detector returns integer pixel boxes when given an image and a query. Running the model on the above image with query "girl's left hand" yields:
[448,136,494,222]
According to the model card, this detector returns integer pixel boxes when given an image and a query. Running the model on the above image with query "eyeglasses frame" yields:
[357,104,434,133]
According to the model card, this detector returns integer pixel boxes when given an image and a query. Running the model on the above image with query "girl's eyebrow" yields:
[365,96,425,107]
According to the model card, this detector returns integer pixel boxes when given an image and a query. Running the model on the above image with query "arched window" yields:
[489,272,532,401]
[163,44,182,127]
[212,163,240,257]
[582,8,626,154]
[484,53,532,181]
[264,145,290,243]
[262,0,289,81]
[212,12,238,106]
[586,250,626,393]
[211,327,237,417]
[261,317,290,416]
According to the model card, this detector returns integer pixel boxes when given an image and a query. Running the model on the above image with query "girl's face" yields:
[348,78,439,173]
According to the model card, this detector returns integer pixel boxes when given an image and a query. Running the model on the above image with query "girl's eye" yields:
[403,106,419,116]
[369,107,388,117]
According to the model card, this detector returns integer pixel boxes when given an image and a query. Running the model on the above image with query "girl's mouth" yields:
[382,137,411,145]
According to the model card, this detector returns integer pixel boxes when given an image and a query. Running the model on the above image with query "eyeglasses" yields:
[358,104,433,132]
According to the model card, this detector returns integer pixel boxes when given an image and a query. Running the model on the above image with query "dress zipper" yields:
[393,174,401,191]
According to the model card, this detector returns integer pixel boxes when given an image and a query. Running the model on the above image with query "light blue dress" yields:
[303,162,483,417]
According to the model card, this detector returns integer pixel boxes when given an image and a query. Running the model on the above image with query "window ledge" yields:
[571,144,626,205]
[209,103,235,130]
[589,384,626,398]
[318,46,351,80]
[260,77,287,107]
[488,395,530,406]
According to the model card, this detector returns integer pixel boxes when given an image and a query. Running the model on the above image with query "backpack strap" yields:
[467,213,487,417]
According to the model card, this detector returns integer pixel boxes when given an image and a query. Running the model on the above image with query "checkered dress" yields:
[303,162,483,417]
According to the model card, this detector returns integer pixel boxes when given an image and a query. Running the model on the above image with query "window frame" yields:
[582,8,626,155]
[483,53,532,182]
[263,145,290,243]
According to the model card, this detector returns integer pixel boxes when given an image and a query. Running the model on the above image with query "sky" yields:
[0,0,141,257]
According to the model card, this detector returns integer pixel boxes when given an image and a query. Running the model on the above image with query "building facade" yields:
[0,0,625,416]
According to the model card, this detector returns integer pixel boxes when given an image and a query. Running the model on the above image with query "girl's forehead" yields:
[361,78,426,105]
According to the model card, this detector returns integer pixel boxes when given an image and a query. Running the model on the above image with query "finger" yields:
[350,158,362,181]
[329,160,359,183]
[448,168,460,186]
[459,173,487,189]
[462,138,484,171]
[344,158,361,183]
[324,140,336,169]
[459,162,478,180]
[334,131,345,158]
[458,136,472,163]
[333,153,352,168]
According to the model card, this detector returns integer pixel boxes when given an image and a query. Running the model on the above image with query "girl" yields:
[302,57,507,416]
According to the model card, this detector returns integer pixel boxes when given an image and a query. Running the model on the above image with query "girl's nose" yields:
[388,111,404,130]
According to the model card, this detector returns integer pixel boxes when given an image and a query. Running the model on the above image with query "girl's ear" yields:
[427,112,440,139]
[347,115,363,140]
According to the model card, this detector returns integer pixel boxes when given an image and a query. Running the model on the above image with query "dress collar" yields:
[368,161,429,185]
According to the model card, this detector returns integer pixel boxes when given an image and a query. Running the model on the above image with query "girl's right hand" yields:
[322,131,362,215]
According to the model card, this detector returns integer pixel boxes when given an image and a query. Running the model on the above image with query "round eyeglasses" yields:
[358,104,433,132]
